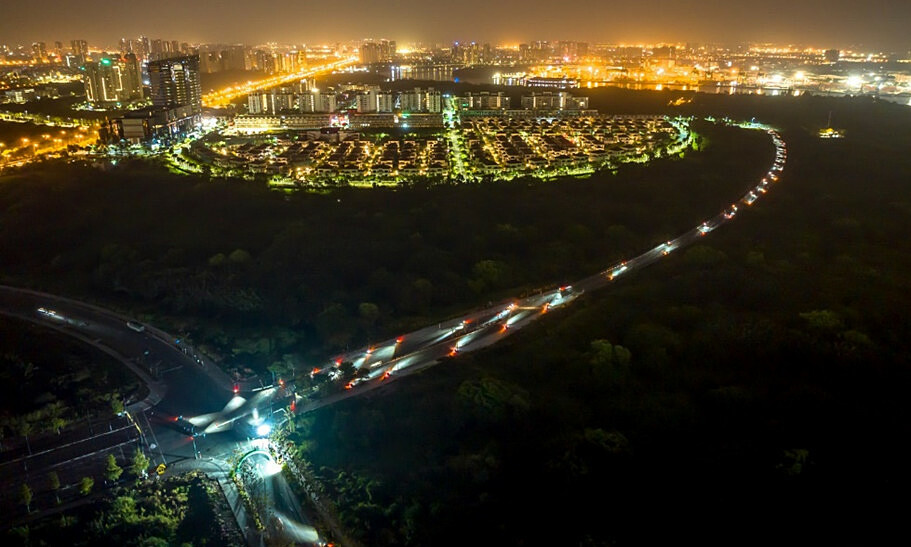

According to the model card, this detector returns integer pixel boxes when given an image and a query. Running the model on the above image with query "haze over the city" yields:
[3,0,911,50]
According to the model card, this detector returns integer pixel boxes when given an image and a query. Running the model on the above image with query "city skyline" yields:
[2,0,910,51]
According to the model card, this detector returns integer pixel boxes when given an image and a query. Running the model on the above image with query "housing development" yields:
[184,104,690,185]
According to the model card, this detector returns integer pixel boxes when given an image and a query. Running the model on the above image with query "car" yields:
[175,417,204,437]
[608,262,628,280]
[126,320,145,332]
[698,222,713,235]
[37,307,64,320]
[661,241,674,255]
[345,377,369,390]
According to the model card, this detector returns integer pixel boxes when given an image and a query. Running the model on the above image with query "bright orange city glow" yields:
[201,56,358,108]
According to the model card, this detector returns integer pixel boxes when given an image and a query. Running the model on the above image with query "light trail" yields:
[201,56,358,108]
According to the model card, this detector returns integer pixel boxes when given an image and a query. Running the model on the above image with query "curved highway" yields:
[301,121,787,409]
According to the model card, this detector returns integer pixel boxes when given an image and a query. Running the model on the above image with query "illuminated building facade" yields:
[298,90,338,113]
[521,91,589,110]
[459,91,511,110]
[31,42,48,62]
[399,87,441,113]
[360,40,396,64]
[148,54,202,113]
[114,54,201,142]
[70,39,89,64]
[82,54,143,105]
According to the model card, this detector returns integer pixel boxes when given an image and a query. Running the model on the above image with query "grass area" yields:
[5,471,245,546]
[0,121,66,146]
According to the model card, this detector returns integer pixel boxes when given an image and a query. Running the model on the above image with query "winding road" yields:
[0,118,786,544]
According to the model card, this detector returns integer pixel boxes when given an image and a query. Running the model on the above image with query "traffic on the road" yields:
[302,123,787,403]
[0,118,786,546]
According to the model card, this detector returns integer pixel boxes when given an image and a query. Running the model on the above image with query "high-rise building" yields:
[400,87,441,113]
[139,36,151,58]
[356,89,378,112]
[221,45,248,71]
[246,90,296,114]
[32,42,48,61]
[554,41,589,60]
[377,91,394,113]
[425,89,441,113]
[652,46,676,60]
[521,91,588,110]
[71,39,88,57]
[300,90,337,112]
[359,40,396,64]
[451,41,481,65]
[460,91,510,110]
[148,54,201,112]
[151,39,164,58]
[200,51,221,73]
[83,54,143,105]
[316,91,337,113]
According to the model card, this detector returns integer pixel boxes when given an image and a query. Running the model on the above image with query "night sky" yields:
[3,0,910,50]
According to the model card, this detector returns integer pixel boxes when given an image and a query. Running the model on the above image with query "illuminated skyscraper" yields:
[148,54,202,113]
[360,40,396,64]
[82,54,143,105]
[32,42,48,61]
[71,39,88,57]
[377,91,394,112]
[356,89,378,112]
[399,87,442,113]
[300,90,337,112]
